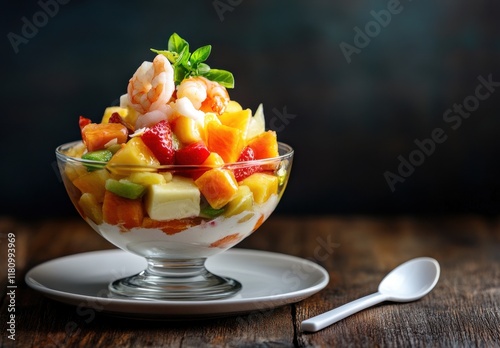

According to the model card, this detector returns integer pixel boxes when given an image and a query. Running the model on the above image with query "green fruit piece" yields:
[82,150,113,171]
[200,205,225,218]
[105,179,146,200]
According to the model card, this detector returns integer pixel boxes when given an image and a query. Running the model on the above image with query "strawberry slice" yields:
[79,116,92,132]
[175,142,210,165]
[233,146,261,181]
[141,120,175,165]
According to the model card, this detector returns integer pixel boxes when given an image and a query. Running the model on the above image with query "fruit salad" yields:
[57,34,292,258]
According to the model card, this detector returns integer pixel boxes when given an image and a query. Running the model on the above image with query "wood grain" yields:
[1,215,500,347]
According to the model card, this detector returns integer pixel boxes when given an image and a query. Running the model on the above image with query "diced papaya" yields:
[246,130,279,160]
[210,233,242,248]
[102,191,144,230]
[81,123,128,152]
[72,169,110,202]
[78,193,103,224]
[142,217,204,235]
[218,108,252,134]
[206,121,244,163]
[240,173,278,204]
[106,137,160,175]
[195,168,239,209]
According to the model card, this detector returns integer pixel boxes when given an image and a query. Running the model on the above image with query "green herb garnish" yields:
[151,33,235,88]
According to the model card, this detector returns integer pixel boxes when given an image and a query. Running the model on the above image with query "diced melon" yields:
[72,169,110,202]
[224,185,254,217]
[102,191,144,230]
[218,108,252,133]
[106,137,160,174]
[206,121,244,163]
[195,168,238,209]
[145,176,201,221]
[240,173,278,204]
[127,172,168,186]
[246,103,265,139]
[78,193,103,224]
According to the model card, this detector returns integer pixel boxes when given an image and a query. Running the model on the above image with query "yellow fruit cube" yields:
[127,172,169,186]
[78,193,103,224]
[172,116,202,145]
[225,100,243,113]
[195,168,238,209]
[107,137,160,174]
[72,169,110,202]
[202,152,225,167]
[240,173,278,204]
[218,108,252,134]
[101,107,128,123]
[224,185,254,217]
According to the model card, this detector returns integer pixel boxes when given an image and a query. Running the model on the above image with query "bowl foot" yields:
[108,257,241,300]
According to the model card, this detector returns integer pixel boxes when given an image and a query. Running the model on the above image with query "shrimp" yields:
[127,54,175,115]
[177,76,229,114]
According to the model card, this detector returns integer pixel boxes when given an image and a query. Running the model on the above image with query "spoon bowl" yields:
[301,257,440,332]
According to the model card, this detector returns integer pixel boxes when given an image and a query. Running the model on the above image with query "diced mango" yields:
[225,100,243,113]
[202,152,225,167]
[240,173,278,204]
[246,104,265,139]
[195,168,239,209]
[72,169,110,202]
[172,115,202,145]
[64,162,88,182]
[206,121,244,163]
[247,130,279,160]
[102,191,144,230]
[224,185,254,217]
[78,193,103,224]
[218,108,252,134]
[106,137,160,175]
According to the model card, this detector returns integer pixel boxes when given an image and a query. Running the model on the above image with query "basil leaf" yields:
[196,63,211,75]
[150,48,178,64]
[168,33,189,54]
[190,45,211,66]
[174,65,190,85]
[176,46,191,68]
[203,69,235,88]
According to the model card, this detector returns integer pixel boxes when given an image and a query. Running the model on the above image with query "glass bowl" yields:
[55,141,293,300]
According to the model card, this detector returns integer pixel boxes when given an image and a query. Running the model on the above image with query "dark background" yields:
[3,0,500,219]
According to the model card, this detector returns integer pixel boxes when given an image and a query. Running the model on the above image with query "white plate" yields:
[25,249,329,320]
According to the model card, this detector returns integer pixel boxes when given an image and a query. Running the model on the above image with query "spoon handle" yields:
[301,292,387,332]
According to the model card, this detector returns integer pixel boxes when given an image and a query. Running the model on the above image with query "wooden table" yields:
[1,215,500,347]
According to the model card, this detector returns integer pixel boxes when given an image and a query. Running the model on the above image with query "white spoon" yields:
[301,257,440,332]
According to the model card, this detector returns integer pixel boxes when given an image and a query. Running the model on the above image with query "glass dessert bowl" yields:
[56,141,293,300]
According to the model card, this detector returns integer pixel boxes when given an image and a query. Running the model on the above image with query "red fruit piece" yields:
[141,120,175,165]
[233,146,261,181]
[79,116,92,132]
[175,142,211,165]
[109,112,135,133]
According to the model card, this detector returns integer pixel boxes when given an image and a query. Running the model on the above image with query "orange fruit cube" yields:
[246,130,279,159]
[195,168,238,209]
[102,191,144,230]
[82,123,128,152]
[206,121,245,163]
